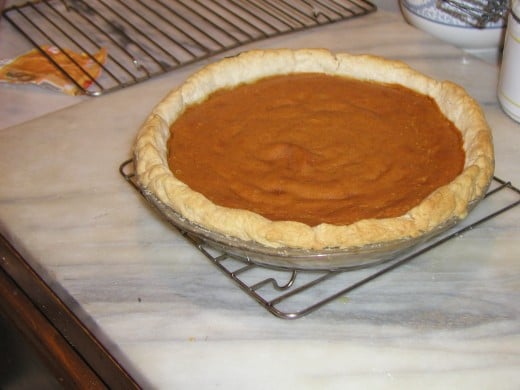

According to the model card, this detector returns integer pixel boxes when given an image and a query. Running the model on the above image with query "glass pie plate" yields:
[133,159,484,271]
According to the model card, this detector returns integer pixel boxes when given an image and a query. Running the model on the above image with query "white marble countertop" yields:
[1,1,519,389]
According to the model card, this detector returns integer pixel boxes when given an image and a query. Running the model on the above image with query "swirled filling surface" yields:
[168,73,464,226]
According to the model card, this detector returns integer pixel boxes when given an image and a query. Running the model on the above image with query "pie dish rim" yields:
[133,48,495,254]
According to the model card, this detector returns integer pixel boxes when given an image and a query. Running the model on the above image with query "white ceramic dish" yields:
[400,0,508,49]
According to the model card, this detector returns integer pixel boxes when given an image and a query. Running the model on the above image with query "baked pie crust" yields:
[134,49,494,251]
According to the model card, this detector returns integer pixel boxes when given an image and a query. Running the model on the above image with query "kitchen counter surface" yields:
[1,2,519,389]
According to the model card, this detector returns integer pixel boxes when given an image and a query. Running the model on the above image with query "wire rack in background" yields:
[120,160,520,319]
[2,0,377,96]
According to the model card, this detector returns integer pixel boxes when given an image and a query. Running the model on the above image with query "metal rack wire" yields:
[119,159,520,319]
[2,0,377,96]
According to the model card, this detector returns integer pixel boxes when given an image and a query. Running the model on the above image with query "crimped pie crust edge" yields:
[134,49,494,250]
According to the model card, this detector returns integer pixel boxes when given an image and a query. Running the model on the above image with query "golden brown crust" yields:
[134,49,494,250]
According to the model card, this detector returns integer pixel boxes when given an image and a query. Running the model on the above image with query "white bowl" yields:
[400,0,507,50]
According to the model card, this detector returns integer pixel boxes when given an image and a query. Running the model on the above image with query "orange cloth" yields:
[0,45,107,95]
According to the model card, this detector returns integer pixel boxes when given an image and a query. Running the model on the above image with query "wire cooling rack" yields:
[119,159,520,319]
[2,0,376,96]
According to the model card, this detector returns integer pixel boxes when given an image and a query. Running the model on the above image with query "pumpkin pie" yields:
[134,49,494,251]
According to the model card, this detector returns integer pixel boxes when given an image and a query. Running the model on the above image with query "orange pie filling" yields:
[167,73,465,227]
